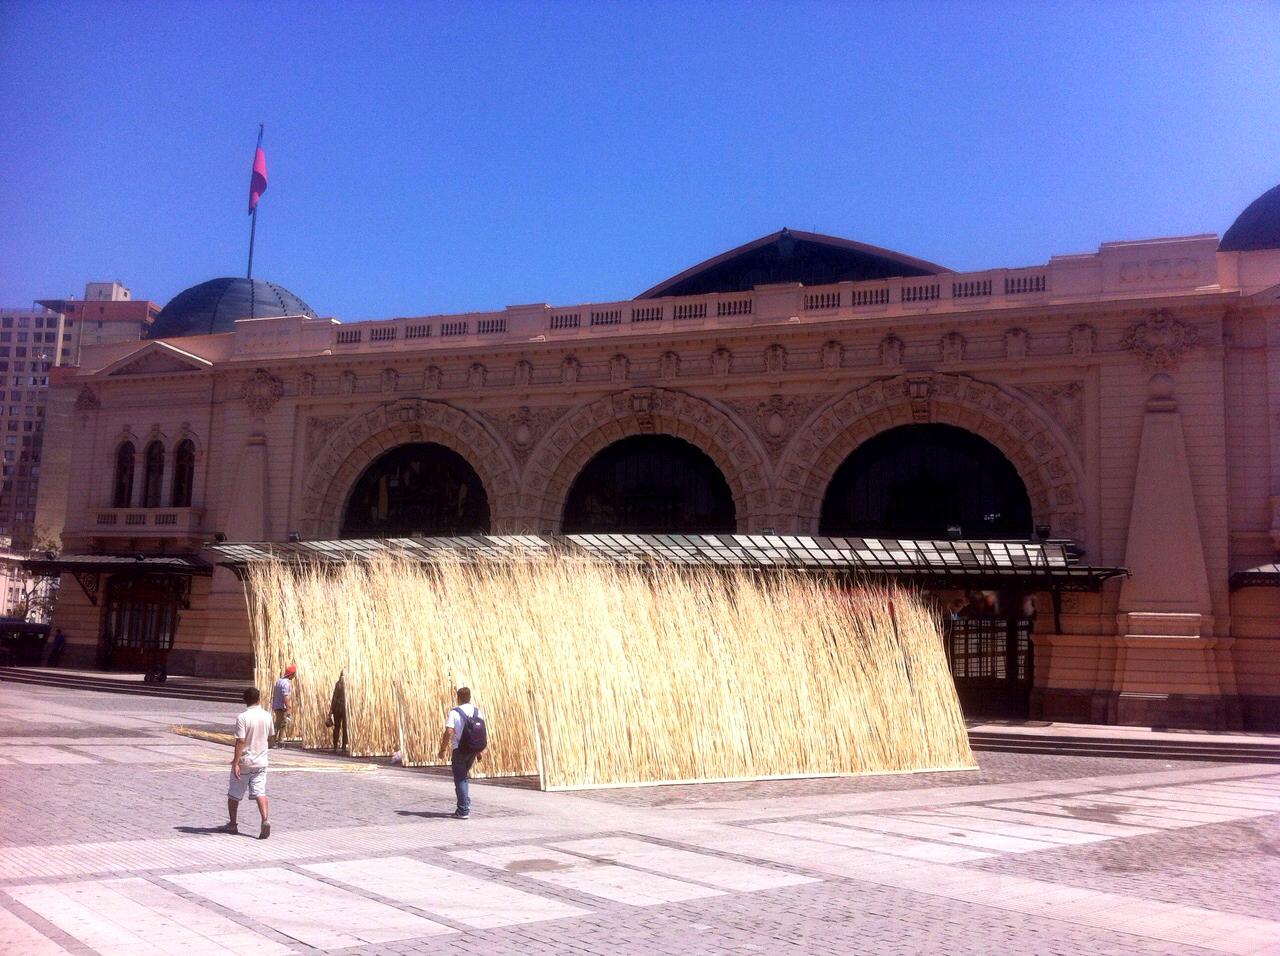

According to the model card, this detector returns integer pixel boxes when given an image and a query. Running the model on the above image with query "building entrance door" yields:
[97,574,182,677]
[944,615,1034,717]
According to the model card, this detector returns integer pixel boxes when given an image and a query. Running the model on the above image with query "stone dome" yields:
[149,277,316,339]
[1220,184,1280,253]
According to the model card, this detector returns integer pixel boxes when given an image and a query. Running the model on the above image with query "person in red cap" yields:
[270,664,297,748]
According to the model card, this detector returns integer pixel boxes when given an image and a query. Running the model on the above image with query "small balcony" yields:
[81,508,205,536]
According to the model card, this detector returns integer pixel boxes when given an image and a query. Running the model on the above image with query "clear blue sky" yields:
[2,1,1277,320]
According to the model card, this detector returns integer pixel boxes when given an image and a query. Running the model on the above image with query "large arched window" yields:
[171,439,195,508]
[562,434,736,533]
[113,441,136,508]
[341,442,491,537]
[819,424,1032,539]
[142,441,165,508]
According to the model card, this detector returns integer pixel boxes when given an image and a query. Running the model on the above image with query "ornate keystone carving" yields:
[74,386,101,411]
[239,369,285,415]
[1121,310,1201,371]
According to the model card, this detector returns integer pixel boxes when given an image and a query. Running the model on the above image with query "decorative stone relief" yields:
[380,368,399,393]
[1004,328,1030,361]
[239,368,285,415]
[305,414,347,460]
[339,370,356,395]
[940,332,966,364]
[726,394,826,462]
[609,354,630,384]
[299,372,316,397]
[425,365,443,391]
[1018,382,1085,451]
[480,405,568,464]
[1069,324,1095,357]
[659,351,680,381]
[630,389,656,432]
[711,347,733,377]
[467,363,487,389]
[513,360,533,387]
[561,356,581,385]
[879,334,904,369]
[74,386,101,411]
[1120,309,1201,371]
[907,378,932,423]
[764,343,787,374]
[821,340,844,370]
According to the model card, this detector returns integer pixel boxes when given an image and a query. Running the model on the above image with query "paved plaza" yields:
[0,683,1277,955]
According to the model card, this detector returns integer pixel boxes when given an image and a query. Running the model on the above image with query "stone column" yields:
[1113,374,1239,728]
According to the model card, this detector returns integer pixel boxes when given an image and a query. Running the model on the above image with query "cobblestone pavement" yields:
[1,682,1277,955]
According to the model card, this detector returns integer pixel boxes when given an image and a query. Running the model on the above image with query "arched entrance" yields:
[820,423,1036,718]
[562,435,736,533]
[819,424,1033,539]
[341,442,490,537]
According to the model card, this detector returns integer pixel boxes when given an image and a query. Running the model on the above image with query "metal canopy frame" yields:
[209,533,1127,593]
[17,554,214,578]
[1230,563,1280,590]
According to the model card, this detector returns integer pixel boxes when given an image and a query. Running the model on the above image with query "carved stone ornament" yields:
[659,351,680,381]
[1069,324,1095,357]
[880,334,904,369]
[74,385,101,411]
[299,372,316,397]
[513,360,533,387]
[821,340,844,370]
[380,368,399,393]
[561,355,581,385]
[940,332,966,364]
[425,365,443,391]
[609,354,630,384]
[764,343,787,374]
[239,368,285,415]
[711,347,733,377]
[1004,328,1030,361]
[467,363,487,388]
[1121,310,1201,371]
[340,370,356,395]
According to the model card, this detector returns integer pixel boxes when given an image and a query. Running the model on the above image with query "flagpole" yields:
[247,205,258,279]
[247,123,264,279]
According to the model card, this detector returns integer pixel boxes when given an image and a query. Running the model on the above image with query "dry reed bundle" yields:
[242,556,974,789]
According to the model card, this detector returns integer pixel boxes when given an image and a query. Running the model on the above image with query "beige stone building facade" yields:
[31,189,1280,729]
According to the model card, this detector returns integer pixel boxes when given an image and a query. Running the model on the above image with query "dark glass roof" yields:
[1220,184,1280,253]
[638,229,949,299]
[149,277,316,339]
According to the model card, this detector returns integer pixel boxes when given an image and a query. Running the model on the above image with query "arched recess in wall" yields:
[300,400,518,538]
[774,373,1085,538]
[521,388,770,533]
[341,442,491,536]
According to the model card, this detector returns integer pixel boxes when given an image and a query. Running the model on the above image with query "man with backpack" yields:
[437,686,486,819]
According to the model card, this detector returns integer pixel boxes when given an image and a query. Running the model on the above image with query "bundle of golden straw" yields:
[244,556,974,789]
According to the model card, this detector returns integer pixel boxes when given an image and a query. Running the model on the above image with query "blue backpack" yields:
[453,706,488,754]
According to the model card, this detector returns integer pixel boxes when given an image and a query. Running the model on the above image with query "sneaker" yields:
[221,822,238,835]
[259,821,271,839]
[451,811,469,820]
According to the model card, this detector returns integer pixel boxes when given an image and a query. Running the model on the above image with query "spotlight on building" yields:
[946,524,963,540]
[213,531,228,543]
[1035,524,1051,541]
[287,531,301,543]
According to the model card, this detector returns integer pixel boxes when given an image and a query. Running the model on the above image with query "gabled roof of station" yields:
[637,228,951,299]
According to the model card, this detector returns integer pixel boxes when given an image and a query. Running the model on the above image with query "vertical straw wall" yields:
[244,557,974,789]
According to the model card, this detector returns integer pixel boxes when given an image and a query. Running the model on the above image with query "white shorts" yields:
[227,766,267,801]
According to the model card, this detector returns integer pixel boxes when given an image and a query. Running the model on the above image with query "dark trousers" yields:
[331,710,347,751]
[451,750,477,814]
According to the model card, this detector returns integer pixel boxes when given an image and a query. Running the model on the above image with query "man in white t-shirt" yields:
[437,686,482,819]
[225,687,275,838]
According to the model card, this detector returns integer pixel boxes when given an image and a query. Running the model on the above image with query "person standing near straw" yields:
[437,687,486,819]
[225,686,274,838]
[327,672,347,752]
[271,665,296,748]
